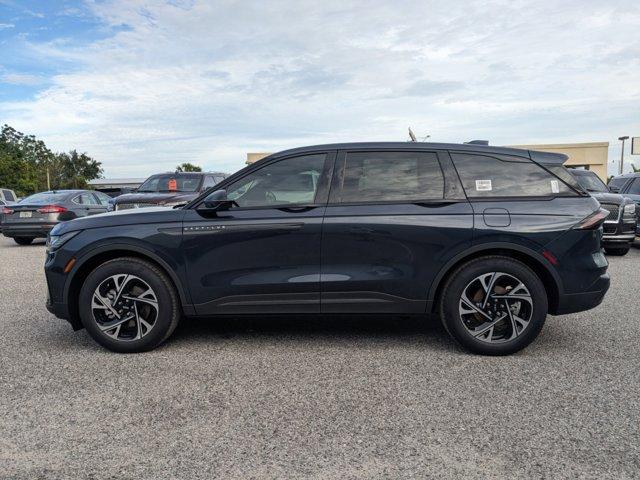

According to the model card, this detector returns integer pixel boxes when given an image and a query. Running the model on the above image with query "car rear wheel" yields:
[439,256,548,355]
[604,245,630,256]
[14,237,34,245]
[78,257,180,353]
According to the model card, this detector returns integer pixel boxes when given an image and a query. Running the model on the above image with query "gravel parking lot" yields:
[1,236,639,479]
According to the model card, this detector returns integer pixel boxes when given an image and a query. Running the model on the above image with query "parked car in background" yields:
[45,142,610,355]
[569,169,636,255]
[1,189,111,245]
[111,172,228,211]
[608,172,640,238]
[0,197,17,232]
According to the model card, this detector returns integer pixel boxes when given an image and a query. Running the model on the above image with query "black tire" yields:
[14,237,34,245]
[78,257,180,353]
[604,245,630,256]
[439,256,548,356]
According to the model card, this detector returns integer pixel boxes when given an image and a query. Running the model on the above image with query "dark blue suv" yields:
[44,143,610,355]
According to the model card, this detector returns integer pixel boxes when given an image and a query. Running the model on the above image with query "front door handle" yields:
[277,205,317,213]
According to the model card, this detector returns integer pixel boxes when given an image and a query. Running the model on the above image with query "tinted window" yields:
[21,192,69,204]
[221,154,326,208]
[93,192,111,206]
[138,174,202,193]
[628,178,640,195]
[75,193,98,205]
[2,189,15,201]
[608,177,628,191]
[572,171,607,193]
[202,176,217,189]
[452,153,574,198]
[338,151,443,203]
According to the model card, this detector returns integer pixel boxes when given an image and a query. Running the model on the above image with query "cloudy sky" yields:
[1,0,639,177]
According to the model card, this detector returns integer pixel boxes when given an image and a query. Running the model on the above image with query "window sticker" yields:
[475,179,492,191]
[550,180,559,194]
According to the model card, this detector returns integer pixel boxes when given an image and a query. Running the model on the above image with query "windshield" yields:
[20,192,69,204]
[138,174,201,193]
[574,171,608,193]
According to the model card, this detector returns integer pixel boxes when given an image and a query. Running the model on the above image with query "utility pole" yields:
[46,167,51,190]
[618,136,629,175]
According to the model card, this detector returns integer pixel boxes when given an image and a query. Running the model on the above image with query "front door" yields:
[321,149,474,313]
[183,152,334,315]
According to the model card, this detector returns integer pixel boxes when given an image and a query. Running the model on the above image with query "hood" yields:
[588,191,627,205]
[113,192,197,205]
[51,207,187,235]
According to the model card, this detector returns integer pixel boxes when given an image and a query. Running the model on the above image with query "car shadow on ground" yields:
[165,314,459,351]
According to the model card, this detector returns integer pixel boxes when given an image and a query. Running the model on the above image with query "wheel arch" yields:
[64,244,192,329]
[428,243,562,315]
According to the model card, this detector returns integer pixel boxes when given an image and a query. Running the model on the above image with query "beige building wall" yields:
[246,152,271,165]
[510,142,609,180]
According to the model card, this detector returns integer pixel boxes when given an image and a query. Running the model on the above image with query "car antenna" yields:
[408,127,417,142]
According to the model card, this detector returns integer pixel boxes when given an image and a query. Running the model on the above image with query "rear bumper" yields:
[602,233,636,243]
[1,223,56,238]
[554,273,610,315]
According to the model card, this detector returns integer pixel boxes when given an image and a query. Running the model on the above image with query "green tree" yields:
[0,124,102,195]
[175,162,202,172]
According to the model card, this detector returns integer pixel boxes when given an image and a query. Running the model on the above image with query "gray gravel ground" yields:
[1,236,639,479]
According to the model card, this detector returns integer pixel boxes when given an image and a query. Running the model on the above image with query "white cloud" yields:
[1,73,44,85]
[1,0,639,177]
[0,22,15,29]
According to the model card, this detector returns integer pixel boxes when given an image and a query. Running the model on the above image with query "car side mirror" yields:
[199,189,237,212]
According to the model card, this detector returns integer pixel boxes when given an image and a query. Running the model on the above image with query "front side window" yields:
[628,178,640,195]
[93,192,111,206]
[220,154,326,208]
[607,177,628,192]
[573,171,608,193]
[337,151,443,203]
[452,153,575,198]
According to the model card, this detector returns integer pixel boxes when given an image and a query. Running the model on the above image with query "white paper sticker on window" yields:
[550,180,559,194]
[475,179,492,191]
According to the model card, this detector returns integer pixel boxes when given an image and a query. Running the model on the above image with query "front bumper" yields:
[554,273,610,315]
[2,223,56,238]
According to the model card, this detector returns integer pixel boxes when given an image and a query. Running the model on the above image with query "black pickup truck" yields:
[111,172,228,211]
[569,169,636,256]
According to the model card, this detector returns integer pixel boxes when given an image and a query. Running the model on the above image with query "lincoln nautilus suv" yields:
[45,142,610,355]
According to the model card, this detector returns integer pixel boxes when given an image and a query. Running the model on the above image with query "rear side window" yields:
[202,176,217,190]
[2,189,15,201]
[451,153,575,198]
[74,193,98,205]
[337,151,443,203]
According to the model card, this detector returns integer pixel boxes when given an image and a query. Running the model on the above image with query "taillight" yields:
[573,208,609,230]
[1,207,13,215]
[37,205,68,214]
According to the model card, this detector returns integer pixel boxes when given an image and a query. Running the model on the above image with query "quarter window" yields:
[221,154,326,208]
[337,151,443,203]
[452,153,575,198]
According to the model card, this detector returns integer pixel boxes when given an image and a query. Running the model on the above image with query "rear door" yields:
[320,149,473,313]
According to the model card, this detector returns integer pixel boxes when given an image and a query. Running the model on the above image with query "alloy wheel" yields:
[91,274,159,341]
[458,272,533,343]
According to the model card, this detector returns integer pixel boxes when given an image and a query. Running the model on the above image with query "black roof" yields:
[265,142,569,165]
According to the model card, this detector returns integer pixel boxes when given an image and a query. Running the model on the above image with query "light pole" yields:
[618,136,629,175]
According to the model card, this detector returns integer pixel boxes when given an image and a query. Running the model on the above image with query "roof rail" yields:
[464,140,489,146]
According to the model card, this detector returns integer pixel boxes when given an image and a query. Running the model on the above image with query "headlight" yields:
[624,203,636,215]
[46,231,80,252]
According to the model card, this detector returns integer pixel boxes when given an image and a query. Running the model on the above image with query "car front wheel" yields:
[604,245,630,256]
[439,256,548,355]
[78,257,180,353]
[14,237,34,245]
